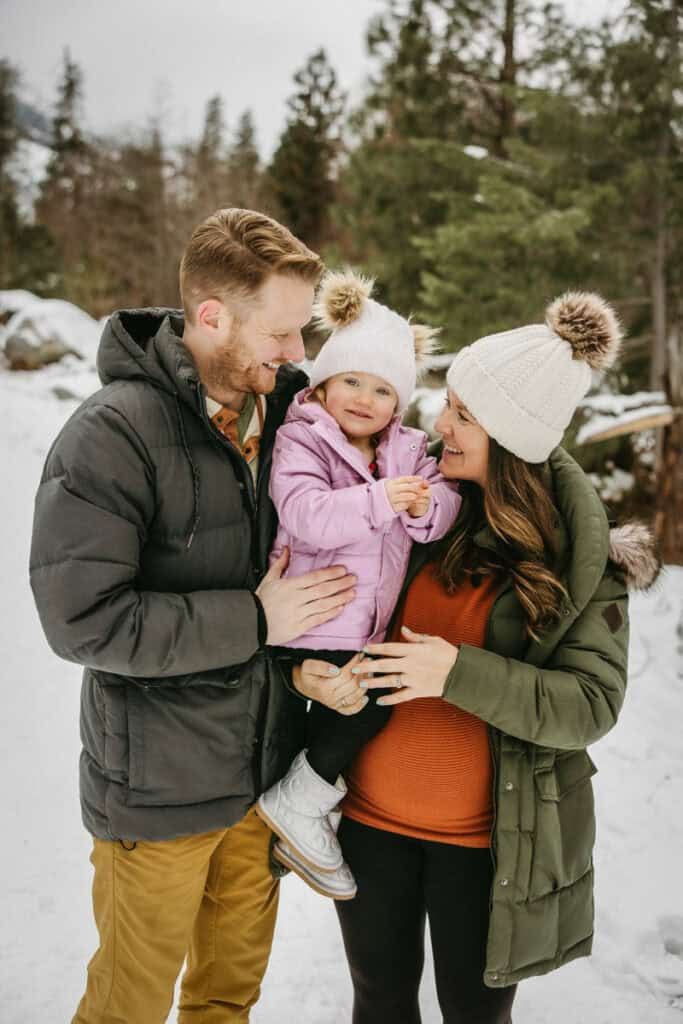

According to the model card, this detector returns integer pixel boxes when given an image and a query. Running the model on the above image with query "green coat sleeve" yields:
[442,574,629,750]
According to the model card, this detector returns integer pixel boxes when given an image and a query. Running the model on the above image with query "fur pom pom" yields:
[608,522,661,592]
[313,268,374,331]
[411,323,441,371]
[545,291,622,371]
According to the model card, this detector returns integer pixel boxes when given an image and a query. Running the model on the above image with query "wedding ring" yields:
[339,696,348,707]
[395,674,403,688]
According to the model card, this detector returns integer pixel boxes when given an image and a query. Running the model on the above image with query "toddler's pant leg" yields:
[306,689,391,784]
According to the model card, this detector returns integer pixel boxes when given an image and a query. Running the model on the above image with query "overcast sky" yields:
[3,0,617,158]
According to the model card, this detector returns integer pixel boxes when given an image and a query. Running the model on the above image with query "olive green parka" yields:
[401,446,659,988]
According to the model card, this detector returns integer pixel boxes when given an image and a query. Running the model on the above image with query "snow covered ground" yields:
[1,354,682,1023]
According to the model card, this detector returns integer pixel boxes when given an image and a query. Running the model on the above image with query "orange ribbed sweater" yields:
[342,565,498,847]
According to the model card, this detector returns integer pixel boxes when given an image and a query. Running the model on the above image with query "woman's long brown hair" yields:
[436,439,567,640]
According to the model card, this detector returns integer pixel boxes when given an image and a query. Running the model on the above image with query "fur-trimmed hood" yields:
[468,447,661,609]
[608,521,661,592]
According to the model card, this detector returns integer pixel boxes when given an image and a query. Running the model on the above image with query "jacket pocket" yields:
[529,749,598,899]
[85,671,129,779]
[125,675,254,808]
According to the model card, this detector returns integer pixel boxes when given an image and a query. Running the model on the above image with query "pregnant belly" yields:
[343,697,494,844]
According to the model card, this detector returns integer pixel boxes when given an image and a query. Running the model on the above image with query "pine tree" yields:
[362,0,455,142]
[589,1,682,393]
[227,110,263,209]
[199,95,225,163]
[194,95,229,215]
[35,49,91,298]
[0,59,20,287]
[536,0,683,556]
[417,145,600,347]
[87,125,174,314]
[593,0,683,558]
[334,0,576,315]
[42,50,89,211]
[360,1,577,153]
[268,49,345,248]
[1,60,60,294]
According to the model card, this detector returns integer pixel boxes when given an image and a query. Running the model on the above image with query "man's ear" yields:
[196,299,231,333]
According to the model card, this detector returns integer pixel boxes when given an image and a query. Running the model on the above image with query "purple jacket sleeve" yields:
[269,428,397,550]
[399,439,461,543]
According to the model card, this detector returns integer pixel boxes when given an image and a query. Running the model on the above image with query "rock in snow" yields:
[1,292,101,371]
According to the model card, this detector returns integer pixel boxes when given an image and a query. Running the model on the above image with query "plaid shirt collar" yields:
[206,394,265,468]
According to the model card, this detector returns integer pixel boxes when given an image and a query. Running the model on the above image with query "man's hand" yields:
[406,480,431,518]
[256,548,357,646]
[384,475,426,513]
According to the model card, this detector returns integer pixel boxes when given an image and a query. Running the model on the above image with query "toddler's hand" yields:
[406,481,431,518]
[384,476,425,513]
[292,653,368,715]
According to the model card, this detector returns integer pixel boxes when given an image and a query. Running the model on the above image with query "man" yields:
[29,209,357,1023]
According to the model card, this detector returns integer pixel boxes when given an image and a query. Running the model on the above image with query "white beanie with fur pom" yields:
[446,292,623,463]
[309,269,438,413]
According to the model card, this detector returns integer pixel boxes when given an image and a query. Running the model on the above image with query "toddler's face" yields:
[323,372,398,440]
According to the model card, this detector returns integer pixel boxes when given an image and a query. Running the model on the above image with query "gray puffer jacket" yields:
[29,308,307,841]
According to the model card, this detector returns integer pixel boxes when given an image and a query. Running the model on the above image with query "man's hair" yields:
[180,208,323,322]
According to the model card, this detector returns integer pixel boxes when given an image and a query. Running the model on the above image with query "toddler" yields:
[256,270,461,899]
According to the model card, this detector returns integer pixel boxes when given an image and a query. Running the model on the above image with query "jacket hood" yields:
[285,385,332,425]
[97,308,197,397]
[544,448,660,596]
[97,306,308,412]
[96,307,308,549]
[470,446,660,608]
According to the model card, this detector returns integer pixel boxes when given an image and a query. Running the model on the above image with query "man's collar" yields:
[205,395,225,419]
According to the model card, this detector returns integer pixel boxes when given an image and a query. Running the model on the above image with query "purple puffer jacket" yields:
[269,388,462,650]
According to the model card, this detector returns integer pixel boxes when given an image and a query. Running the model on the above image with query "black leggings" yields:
[335,817,516,1024]
[297,649,392,784]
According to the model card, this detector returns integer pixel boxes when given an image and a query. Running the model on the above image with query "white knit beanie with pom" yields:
[446,292,623,463]
[309,269,438,413]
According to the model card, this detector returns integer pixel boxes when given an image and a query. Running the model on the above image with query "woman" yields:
[290,292,660,1023]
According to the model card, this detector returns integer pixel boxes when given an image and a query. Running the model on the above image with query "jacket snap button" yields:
[504,781,514,792]
[500,878,509,887]
[410,443,417,449]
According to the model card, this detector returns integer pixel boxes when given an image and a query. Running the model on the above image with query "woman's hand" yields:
[353,626,459,706]
[292,652,369,715]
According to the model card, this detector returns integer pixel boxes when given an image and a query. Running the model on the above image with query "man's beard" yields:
[205,325,277,397]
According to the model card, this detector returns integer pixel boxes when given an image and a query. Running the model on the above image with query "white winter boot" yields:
[271,782,357,900]
[273,840,357,900]
[256,750,346,872]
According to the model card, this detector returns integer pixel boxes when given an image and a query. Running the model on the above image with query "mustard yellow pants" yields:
[72,808,279,1024]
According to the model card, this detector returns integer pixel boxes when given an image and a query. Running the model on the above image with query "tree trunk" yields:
[650,129,668,392]
[654,426,683,564]
[652,1,681,560]
[494,0,517,159]
[654,320,683,564]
